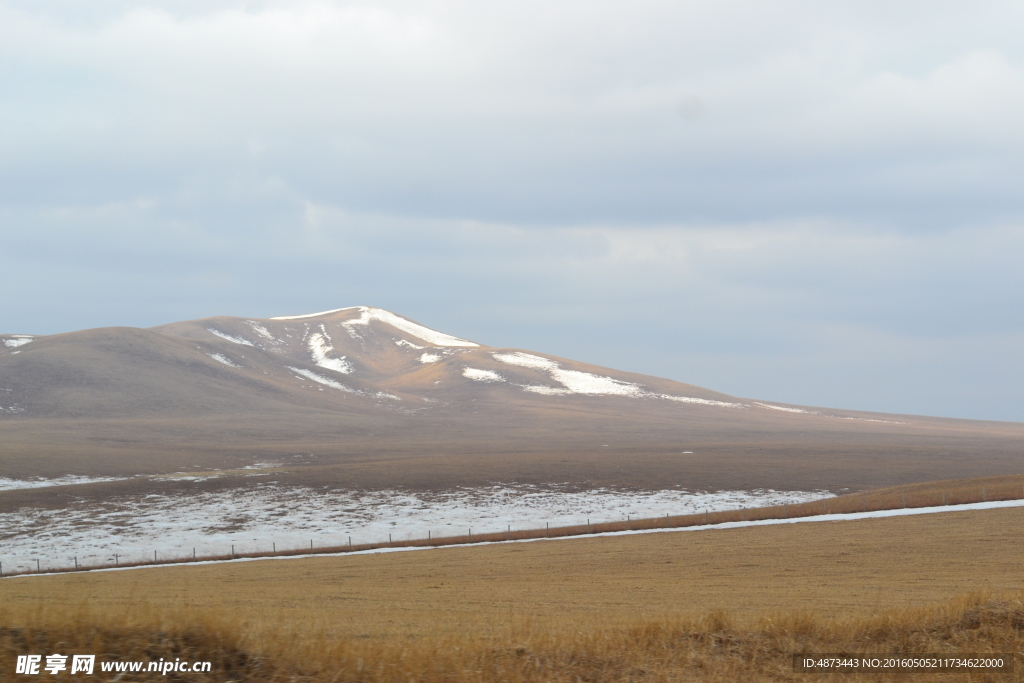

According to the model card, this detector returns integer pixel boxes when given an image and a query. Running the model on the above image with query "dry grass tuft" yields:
[2,591,1022,682]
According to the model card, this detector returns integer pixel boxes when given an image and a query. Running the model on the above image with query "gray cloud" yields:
[1,0,1022,420]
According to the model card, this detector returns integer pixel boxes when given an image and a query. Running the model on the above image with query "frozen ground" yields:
[0,484,828,573]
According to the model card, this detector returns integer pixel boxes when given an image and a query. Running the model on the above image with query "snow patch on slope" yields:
[754,402,812,414]
[343,307,478,347]
[245,321,277,343]
[752,402,904,424]
[463,368,504,382]
[395,340,424,350]
[208,353,240,368]
[420,353,442,363]
[521,385,572,396]
[270,307,352,321]
[492,352,740,406]
[493,352,557,371]
[287,367,355,393]
[271,307,477,347]
[308,331,353,374]
[659,395,742,407]
[3,336,33,348]
[207,329,255,346]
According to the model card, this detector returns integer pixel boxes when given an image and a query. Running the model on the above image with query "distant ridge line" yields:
[269,307,356,320]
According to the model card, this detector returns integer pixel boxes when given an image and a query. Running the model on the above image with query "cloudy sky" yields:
[1,0,1022,420]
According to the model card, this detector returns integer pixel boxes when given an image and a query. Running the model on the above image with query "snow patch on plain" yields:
[0,485,828,572]
[0,476,128,492]
[207,329,254,346]
[207,353,240,368]
[308,331,353,374]
[463,368,504,382]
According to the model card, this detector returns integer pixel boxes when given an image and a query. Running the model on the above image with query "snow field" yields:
[0,485,828,574]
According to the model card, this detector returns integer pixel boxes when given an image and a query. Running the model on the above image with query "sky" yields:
[1,1,1022,421]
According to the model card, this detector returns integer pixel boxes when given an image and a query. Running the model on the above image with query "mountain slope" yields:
[1,306,1022,493]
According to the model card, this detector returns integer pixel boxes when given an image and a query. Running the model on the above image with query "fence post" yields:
[428,530,430,540]
[230,545,234,559]
[348,536,352,548]
[193,548,196,560]
[389,534,392,546]
[273,542,276,553]
[942,491,946,505]
[705,510,708,524]
[546,522,549,537]
[155,550,158,562]
[36,559,40,572]
[468,529,472,540]
[115,554,118,566]
[74,557,77,570]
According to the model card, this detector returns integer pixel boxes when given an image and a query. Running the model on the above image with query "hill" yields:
[1,306,1022,493]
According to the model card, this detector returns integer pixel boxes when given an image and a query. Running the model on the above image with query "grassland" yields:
[3,504,1024,681]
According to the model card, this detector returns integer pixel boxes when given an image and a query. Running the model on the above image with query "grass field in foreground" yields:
[3,505,1024,681]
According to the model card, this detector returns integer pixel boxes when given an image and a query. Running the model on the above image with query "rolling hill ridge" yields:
[1,306,1022,493]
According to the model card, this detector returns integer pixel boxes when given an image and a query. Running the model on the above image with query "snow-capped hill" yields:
[0,307,897,419]
[270,307,479,348]
[2,307,1022,498]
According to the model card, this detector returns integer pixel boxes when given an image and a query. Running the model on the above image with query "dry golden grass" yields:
[3,505,1024,680]
[2,590,1022,681]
